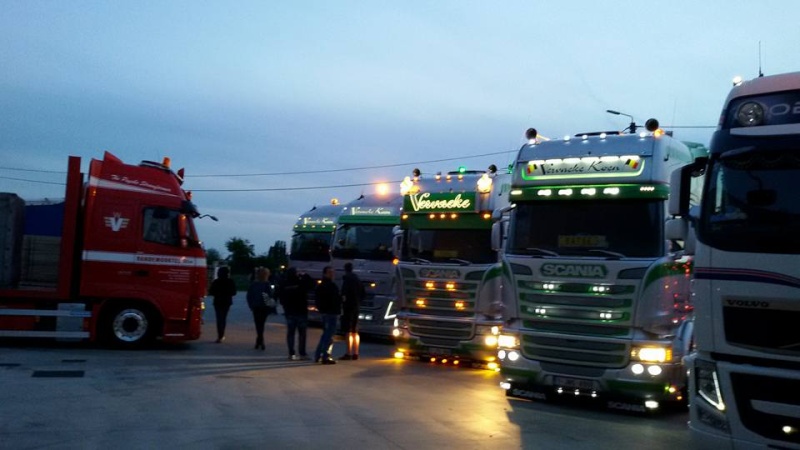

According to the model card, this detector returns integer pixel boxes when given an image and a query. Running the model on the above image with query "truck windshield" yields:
[290,232,331,262]
[700,149,800,254]
[332,224,394,261]
[402,228,495,264]
[508,200,664,258]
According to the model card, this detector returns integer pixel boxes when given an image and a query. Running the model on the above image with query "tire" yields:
[105,305,157,348]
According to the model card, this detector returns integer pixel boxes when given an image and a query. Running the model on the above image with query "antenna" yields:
[758,41,764,77]
[606,110,636,133]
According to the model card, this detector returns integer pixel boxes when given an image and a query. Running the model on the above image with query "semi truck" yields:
[0,152,208,347]
[392,166,510,367]
[331,191,402,337]
[289,201,345,318]
[497,126,706,410]
[673,72,800,447]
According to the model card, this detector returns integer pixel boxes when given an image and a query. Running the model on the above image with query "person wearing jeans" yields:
[277,267,315,360]
[313,266,342,364]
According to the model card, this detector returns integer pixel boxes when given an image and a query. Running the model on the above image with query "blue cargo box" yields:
[24,203,65,237]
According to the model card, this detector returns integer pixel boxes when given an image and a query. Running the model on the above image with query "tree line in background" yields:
[205,237,289,280]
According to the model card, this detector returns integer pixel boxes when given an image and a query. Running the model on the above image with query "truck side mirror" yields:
[665,218,687,241]
[391,226,403,257]
[491,221,503,251]
[669,158,707,217]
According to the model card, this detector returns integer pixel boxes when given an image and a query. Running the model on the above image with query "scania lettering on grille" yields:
[419,268,460,279]
[540,263,607,278]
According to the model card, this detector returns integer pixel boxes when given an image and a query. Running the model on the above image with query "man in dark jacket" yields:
[278,267,314,360]
[208,266,237,343]
[313,266,341,364]
[339,262,365,360]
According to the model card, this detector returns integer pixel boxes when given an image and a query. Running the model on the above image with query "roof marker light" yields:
[581,134,588,140]
[563,135,571,141]
[639,132,647,138]
[732,75,744,86]
[600,133,607,139]
[400,177,413,195]
[477,173,492,193]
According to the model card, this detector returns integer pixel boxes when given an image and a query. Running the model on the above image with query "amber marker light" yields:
[425,281,435,289]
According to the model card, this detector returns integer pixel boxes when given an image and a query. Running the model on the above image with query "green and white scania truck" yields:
[497,125,706,411]
[392,167,510,367]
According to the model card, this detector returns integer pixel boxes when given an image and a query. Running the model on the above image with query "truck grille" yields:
[730,372,800,445]
[408,318,473,341]
[521,334,629,368]
[724,307,800,357]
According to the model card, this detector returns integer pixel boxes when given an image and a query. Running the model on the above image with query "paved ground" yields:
[0,295,696,449]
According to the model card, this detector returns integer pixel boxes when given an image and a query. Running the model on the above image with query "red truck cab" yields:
[0,152,207,347]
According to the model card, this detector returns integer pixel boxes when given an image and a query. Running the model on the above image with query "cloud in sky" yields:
[2,0,799,254]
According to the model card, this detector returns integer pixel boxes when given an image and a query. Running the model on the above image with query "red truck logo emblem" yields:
[104,213,130,232]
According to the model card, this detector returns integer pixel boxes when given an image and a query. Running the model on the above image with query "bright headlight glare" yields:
[633,346,672,363]
[484,335,499,347]
[737,101,765,127]
[508,351,520,361]
[498,334,519,349]
[696,359,726,411]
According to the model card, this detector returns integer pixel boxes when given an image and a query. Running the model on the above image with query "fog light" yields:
[508,351,520,362]
[498,350,507,360]
[645,400,659,410]
[394,351,405,359]
[500,381,511,390]
[491,326,500,335]
[485,335,498,347]
[648,365,663,376]
[487,362,499,371]
[632,364,645,375]
[392,328,401,337]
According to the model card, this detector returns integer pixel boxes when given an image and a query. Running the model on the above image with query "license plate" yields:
[553,376,597,390]
[429,347,451,356]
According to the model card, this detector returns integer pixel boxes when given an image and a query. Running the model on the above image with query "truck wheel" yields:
[106,306,156,348]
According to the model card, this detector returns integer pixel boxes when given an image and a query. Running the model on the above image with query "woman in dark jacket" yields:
[246,267,276,350]
[208,266,237,343]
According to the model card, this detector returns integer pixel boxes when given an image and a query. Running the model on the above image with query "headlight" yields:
[695,359,726,411]
[631,346,672,363]
[498,334,519,349]
[736,101,764,127]
[484,335,498,347]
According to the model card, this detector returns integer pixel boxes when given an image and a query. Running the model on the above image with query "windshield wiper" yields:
[410,257,432,265]
[588,249,626,259]
[523,247,559,256]
[447,258,471,266]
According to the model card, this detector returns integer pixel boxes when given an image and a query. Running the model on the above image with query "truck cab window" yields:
[143,207,180,246]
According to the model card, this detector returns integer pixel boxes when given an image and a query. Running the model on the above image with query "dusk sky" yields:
[2,1,798,256]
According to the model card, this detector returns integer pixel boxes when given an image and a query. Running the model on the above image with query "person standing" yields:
[277,267,314,360]
[313,266,341,364]
[208,266,237,343]
[339,262,365,360]
[246,267,276,350]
